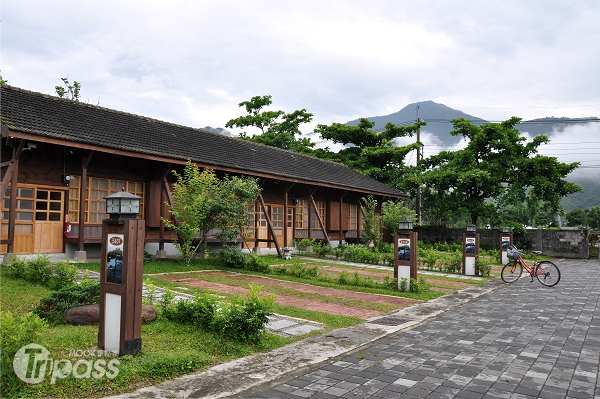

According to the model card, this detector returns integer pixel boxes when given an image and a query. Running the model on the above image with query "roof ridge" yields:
[1,85,351,169]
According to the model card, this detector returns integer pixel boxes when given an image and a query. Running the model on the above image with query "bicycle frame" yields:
[513,255,539,282]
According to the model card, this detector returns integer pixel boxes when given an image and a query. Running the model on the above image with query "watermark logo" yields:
[13,343,120,384]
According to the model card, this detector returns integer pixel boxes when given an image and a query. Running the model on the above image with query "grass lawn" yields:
[1,254,495,398]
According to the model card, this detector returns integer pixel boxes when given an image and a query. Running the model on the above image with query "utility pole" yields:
[416,105,422,224]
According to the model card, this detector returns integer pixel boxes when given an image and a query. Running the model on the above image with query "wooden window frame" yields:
[68,176,144,224]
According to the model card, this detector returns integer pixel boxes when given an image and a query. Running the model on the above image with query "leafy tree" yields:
[225,95,315,153]
[162,161,261,264]
[0,73,7,85]
[381,201,417,236]
[360,196,382,247]
[55,77,81,101]
[413,117,581,225]
[566,206,600,229]
[313,118,423,189]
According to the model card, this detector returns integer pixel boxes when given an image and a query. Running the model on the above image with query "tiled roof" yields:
[1,85,406,197]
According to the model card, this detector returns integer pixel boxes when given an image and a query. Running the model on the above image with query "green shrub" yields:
[410,277,431,293]
[48,260,79,290]
[399,277,408,291]
[23,254,53,285]
[160,293,218,330]
[6,255,79,289]
[216,284,274,343]
[219,245,246,269]
[442,251,463,274]
[313,241,332,258]
[245,253,271,273]
[475,259,492,277]
[33,280,100,325]
[0,311,48,397]
[159,285,273,343]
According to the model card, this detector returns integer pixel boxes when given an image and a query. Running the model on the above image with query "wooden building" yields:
[1,85,407,258]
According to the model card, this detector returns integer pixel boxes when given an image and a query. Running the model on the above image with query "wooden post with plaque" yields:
[394,227,418,292]
[98,190,144,356]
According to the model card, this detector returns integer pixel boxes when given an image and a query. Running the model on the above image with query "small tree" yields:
[382,201,417,236]
[162,161,260,264]
[55,77,81,101]
[360,196,381,248]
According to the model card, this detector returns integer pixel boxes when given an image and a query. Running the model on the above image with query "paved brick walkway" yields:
[156,271,418,319]
[244,259,600,399]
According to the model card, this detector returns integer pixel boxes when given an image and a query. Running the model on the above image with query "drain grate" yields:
[369,316,413,326]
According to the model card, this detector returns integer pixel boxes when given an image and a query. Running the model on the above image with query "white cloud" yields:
[2,0,600,132]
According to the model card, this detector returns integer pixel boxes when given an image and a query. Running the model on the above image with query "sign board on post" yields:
[501,234,513,265]
[462,233,479,276]
[394,231,418,291]
[99,219,144,356]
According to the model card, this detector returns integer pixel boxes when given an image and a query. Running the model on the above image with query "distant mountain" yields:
[561,177,600,212]
[345,102,600,146]
[515,117,600,137]
[345,101,600,212]
[345,100,488,146]
[202,126,231,136]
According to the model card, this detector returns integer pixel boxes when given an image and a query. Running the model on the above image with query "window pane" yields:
[18,200,34,210]
[49,202,61,211]
[20,188,34,198]
[35,202,48,210]
[18,212,33,221]
[50,192,61,200]
[49,213,61,221]
[35,212,47,221]
[36,191,48,200]
[70,175,80,187]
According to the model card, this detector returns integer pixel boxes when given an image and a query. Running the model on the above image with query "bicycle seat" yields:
[531,251,542,256]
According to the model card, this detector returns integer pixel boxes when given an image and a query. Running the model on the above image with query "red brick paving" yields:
[155,271,419,319]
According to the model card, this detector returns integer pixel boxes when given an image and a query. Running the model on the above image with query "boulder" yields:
[65,303,157,325]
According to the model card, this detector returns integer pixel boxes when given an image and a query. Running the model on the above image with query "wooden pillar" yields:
[78,151,94,251]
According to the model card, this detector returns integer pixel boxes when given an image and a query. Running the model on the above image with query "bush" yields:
[216,284,274,343]
[159,293,218,330]
[48,260,80,290]
[5,255,79,289]
[475,259,492,277]
[245,253,271,273]
[33,280,100,325]
[442,251,463,274]
[410,277,431,294]
[1,311,48,397]
[219,245,246,269]
[159,284,274,343]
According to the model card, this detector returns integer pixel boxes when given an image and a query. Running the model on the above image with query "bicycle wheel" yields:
[501,262,523,283]
[535,261,561,287]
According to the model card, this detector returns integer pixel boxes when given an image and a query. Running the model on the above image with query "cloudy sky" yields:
[2,0,599,176]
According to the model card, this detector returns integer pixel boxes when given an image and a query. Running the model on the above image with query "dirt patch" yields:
[155,271,419,319]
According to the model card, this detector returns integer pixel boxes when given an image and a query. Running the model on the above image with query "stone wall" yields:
[414,227,589,259]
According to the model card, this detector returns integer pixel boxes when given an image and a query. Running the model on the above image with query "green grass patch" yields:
[0,274,53,315]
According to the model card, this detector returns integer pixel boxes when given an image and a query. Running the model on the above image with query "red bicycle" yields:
[501,246,561,287]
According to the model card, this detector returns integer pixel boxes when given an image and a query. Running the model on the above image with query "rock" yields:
[65,303,157,325]
[65,304,99,325]
[141,305,157,323]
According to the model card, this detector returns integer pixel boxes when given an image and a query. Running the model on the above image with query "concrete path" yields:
[241,258,599,399]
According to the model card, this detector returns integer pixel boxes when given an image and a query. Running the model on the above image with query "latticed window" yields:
[68,177,144,223]
[295,199,326,229]
[295,199,309,229]
[348,204,358,230]
[311,201,326,229]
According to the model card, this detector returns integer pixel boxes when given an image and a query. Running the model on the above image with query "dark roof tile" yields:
[1,85,405,197]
